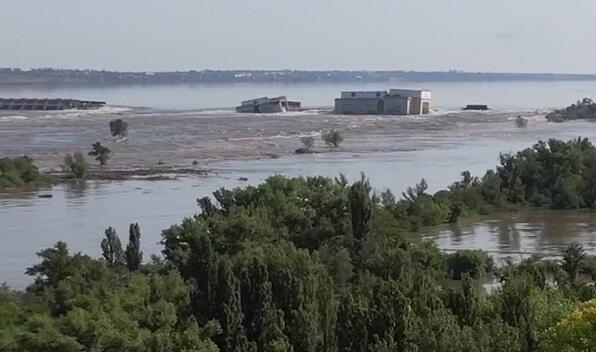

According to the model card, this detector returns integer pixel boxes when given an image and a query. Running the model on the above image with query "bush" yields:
[322,129,344,147]
[109,119,128,138]
[88,142,111,166]
[545,98,596,122]
[301,136,315,150]
[445,250,493,280]
[0,156,51,189]
[63,152,90,178]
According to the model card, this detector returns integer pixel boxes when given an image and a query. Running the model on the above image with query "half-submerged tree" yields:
[63,152,90,178]
[88,142,111,166]
[109,119,129,139]
[125,223,142,271]
[322,129,344,148]
[295,136,316,154]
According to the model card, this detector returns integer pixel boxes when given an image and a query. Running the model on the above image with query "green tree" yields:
[561,242,587,286]
[125,223,143,271]
[88,142,111,166]
[101,227,124,266]
[62,152,90,178]
[109,118,129,138]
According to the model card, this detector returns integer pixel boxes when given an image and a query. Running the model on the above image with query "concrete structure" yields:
[0,98,106,111]
[236,96,302,113]
[334,89,431,115]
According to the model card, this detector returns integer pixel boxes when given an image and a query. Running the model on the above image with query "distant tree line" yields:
[4,68,596,86]
[1,137,595,351]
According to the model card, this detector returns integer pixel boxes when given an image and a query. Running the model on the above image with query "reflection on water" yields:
[423,210,596,263]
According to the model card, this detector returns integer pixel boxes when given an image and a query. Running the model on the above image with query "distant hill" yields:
[2,68,596,86]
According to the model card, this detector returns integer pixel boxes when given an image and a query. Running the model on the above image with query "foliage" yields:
[322,129,344,148]
[542,299,596,352]
[3,138,596,351]
[62,152,89,178]
[88,142,111,166]
[109,118,129,138]
[0,156,51,189]
[445,250,493,280]
[546,98,596,122]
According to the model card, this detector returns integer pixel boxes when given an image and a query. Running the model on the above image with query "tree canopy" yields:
[1,138,595,351]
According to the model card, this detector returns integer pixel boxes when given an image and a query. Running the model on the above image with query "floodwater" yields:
[2,81,596,288]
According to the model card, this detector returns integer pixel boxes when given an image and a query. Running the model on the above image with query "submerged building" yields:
[235,96,302,113]
[334,89,431,115]
[0,98,106,111]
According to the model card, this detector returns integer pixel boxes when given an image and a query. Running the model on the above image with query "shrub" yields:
[63,152,90,178]
[0,156,51,189]
[445,250,493,280]
[301,136,315,150]
[546,98,596,122]
[88,142,111,166]
[322,129,344,147]
[109,119,128,138]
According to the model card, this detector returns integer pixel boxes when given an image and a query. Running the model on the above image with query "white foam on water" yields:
[227,130,322,142]
[0,115,28,121]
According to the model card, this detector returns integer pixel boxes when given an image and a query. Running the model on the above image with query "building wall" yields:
[335,98,382,115]
[383,95,410,115]
[335,89,431,115]
[341,91,387,99]
[389,89,432,99]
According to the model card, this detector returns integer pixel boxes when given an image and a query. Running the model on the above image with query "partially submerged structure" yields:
[334,89,431,115]
[236,96,302,113]
[0,98,106,111]
[463,104,489,111]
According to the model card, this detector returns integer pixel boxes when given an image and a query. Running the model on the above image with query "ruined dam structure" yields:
[0,98,106,111]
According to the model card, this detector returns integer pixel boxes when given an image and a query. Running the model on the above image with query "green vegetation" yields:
[88,142,111,166]
[542,298,596,352]
[546,98,596,122]
[63,152,90,178]
[1,138,596,351]
[322,129,344,148]
[109,118,129,138]
[0,156,51,189]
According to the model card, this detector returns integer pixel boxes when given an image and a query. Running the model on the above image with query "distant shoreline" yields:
[3,68,596,87]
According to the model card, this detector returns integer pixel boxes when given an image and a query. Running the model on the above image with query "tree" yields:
[63,152,89,178]
[109,119,128,138]
[301,136,314,150]
[88,142,111,166]
[561,243,587,286]
[101,227,124,266]
[322,129,344,148]
[349,173,373,265]
[403,178,428,202]
[125,223,142,271]
[542,299,596,352]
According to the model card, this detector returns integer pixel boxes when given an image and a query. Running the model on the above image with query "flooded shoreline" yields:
[3,82,596,288]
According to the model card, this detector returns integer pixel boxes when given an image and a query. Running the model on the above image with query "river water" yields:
[1,81,596,288]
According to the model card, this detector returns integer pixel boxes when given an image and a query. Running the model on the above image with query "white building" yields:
[334,89,431,115]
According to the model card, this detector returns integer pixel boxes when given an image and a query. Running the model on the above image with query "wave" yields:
[0,115,28,121]
[227,130,322,142]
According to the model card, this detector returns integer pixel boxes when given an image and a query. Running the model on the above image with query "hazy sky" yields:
[2,0,596,73]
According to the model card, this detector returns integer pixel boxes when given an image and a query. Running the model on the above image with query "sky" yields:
[1,0,596,73]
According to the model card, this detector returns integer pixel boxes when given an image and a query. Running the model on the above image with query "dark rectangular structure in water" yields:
[463,104,489,111]
[0,98,106,111]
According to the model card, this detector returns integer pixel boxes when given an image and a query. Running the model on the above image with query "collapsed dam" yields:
[0,98,106,111]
